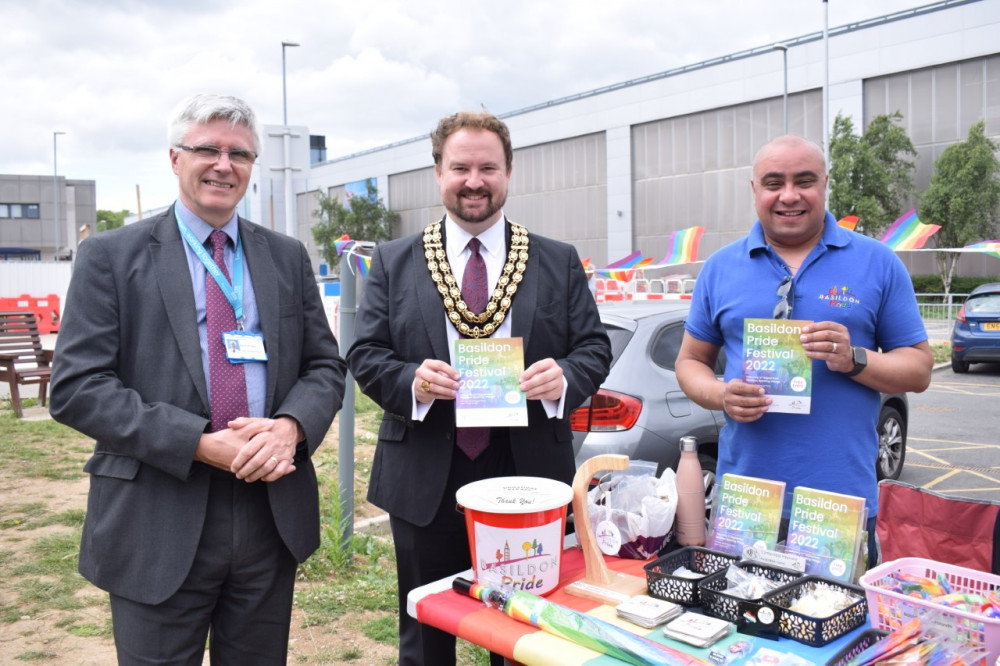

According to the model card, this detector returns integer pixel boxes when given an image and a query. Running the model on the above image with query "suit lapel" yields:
[412,231,451,361]
[240,220,280,413]
[509,220,538,345]
[150,210,209,410]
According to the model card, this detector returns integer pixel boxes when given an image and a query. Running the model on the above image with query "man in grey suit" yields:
[347,112,612,666]
[50,93,346,665]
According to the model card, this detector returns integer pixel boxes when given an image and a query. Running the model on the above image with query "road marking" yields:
[910,437,999,448]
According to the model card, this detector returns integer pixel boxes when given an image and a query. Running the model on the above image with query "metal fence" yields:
[916,293,968,343]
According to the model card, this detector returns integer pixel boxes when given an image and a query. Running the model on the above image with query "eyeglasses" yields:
[176,144,257,166]
[773,275,794,319]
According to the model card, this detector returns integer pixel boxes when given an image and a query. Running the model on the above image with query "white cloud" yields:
[0,0,934,211]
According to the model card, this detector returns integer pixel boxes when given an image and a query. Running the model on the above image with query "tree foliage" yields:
[828,112,917,238]
[311,180,398,272]
[920,121,1000,294]
[96,209,129,233]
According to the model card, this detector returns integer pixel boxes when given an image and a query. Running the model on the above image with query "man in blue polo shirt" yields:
[676,134,933,565]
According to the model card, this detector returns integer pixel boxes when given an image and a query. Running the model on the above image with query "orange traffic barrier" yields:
[0,294,61,334]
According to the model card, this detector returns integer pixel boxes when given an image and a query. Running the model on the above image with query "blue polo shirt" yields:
[685,212,927,515]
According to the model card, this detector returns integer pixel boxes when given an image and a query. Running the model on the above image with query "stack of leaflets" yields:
[662,612,733,648]
[784,486,868,582]
[615,595,683,628]
[707,474,786,555]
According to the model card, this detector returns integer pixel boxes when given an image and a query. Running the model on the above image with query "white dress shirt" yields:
[412,214,564,420]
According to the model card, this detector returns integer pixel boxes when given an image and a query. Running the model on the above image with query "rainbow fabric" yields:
[879,210,941,250]
[412,546,858,665]
[593,250,652,282]
[333,234,352,256]
[965,240,1000,260]
[656,226,704,265]
[837,216,859,231]
[353,253,371,278]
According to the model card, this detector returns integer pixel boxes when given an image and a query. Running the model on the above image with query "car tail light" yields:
[956,305,967,325]
[570,389,642,432]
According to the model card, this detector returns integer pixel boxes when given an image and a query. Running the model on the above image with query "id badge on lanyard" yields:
[175,206,268,364]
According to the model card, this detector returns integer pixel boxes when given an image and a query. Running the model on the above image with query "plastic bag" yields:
[587,464,678,559]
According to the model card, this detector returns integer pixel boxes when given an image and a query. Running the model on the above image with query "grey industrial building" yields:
[258,0,1000,279]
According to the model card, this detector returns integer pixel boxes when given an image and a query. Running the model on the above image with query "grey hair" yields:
[167,93,262,155]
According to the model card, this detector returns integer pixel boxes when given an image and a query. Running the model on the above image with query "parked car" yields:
[950,282,1000,373]
[570,301,911,505]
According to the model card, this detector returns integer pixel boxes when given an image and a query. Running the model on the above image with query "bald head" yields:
[750,134,829,250]
[753,135,826,183]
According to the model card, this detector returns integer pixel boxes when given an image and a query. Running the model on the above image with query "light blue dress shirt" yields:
[175,200,266,419]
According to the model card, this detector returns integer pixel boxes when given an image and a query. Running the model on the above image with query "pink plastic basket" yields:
[860,557,1000,662]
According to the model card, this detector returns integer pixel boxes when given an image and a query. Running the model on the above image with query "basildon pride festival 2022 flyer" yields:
[454,337,528,428]
[742,318,813,415]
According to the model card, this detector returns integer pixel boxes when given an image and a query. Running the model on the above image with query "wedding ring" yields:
[421,379,431,393]
[270,456,279,464]
[832,342,838,353]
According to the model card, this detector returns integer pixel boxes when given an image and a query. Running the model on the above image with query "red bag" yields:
[876,480,1000,574]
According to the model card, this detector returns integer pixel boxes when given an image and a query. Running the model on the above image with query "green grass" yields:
[0,395,405,657]
[931,342,951,364]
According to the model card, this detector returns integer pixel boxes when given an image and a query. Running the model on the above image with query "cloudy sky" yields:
[3,0,931,213]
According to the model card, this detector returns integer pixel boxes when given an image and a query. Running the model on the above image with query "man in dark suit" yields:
[50,93,346,665]
[347,112,612,666]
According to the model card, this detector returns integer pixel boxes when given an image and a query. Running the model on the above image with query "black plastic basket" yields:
[762,576,868,647]
[825,628,888,666]
[643,546,741,606]
[697,561,803,623]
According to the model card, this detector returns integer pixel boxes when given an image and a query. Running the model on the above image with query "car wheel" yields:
[876,405,906,481]
[951,355,969,373]
[699,453,717,516]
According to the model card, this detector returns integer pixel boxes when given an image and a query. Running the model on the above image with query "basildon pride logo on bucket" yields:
[456,476,574,596]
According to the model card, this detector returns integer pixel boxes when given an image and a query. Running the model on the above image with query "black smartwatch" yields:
[845,346,868,377]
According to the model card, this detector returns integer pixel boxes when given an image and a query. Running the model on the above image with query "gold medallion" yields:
[423,221,529,338]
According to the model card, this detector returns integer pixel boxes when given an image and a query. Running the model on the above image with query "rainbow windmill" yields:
[879,210,941,250]
[334,234,374,278]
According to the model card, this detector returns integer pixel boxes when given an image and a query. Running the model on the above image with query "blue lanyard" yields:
[175,205,245,327]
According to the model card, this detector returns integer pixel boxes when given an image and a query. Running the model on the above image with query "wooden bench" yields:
[0,311,54,418]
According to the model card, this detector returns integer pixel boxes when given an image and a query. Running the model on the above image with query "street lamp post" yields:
[281,41,299,126]
[773,43,788,134]
[280,41,300,239]
[53,131,66,261]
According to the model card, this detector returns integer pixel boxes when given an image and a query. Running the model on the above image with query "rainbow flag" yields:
[656,226,704,265]
[333,234,352,256]
[965,240,1000,260]
[879,210,941,250]
[353,253,371,278]
[593,251,653,282]
[837,215,859,231]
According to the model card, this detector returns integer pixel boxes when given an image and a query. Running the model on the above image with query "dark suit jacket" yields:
[50,206,346,605]
[346,220,611,526]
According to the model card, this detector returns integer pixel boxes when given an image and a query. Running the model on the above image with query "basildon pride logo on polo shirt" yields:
[818,284,861,311]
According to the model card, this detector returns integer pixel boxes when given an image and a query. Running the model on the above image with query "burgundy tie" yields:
[207,230,248,432]
[457,238,491,459]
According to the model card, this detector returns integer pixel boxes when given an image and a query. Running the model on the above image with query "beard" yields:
[447,188,508,226]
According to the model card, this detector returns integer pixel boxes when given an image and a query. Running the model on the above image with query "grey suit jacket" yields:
[50,206,346,604]
[346,220,611,526]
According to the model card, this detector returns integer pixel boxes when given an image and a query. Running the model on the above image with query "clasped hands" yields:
[722,321,855,422]
[197,416,301,483]
[415,357,564,403]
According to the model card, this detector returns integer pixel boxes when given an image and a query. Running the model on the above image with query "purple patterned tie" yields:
[207,230,248,432]
[457,238,491,459]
